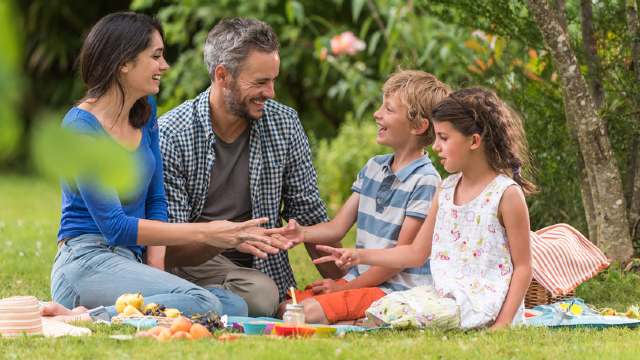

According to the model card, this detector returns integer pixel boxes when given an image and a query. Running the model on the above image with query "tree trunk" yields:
[626,0,640,251]
[526,0,634,261]
[580,0,605,109]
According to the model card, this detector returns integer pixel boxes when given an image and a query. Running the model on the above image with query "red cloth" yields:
[531,223,609,296]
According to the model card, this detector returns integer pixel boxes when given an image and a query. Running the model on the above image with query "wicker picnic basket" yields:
[524,279,575,308]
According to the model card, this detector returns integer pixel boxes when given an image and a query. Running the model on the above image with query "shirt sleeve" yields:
[351,160,370,194]
[405,174,440,219]
[281,114,329,226]
[76,182,140,247]
[159,120,191,223]
[144,97,168,222]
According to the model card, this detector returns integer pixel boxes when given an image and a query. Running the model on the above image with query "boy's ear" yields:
[469,133,482,150]
[411,117,430,136]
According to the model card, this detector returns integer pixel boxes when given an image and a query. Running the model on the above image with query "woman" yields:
[47,12,279,321]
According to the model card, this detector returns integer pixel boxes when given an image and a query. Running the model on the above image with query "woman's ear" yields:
[469,133,482,150]
[120,63,130,74]
[411,117,430,136]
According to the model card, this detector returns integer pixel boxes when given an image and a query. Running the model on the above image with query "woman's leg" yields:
[51,235,223,317]
[206,287,248,317]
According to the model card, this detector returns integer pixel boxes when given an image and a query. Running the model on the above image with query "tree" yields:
[526,0,633,261]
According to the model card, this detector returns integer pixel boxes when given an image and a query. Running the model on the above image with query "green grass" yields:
[2,175,640,359]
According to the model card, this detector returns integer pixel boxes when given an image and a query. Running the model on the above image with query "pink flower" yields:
[330,31,366,56]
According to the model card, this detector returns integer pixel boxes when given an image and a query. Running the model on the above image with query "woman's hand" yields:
[201,218,272,248]
[312,245,360,271]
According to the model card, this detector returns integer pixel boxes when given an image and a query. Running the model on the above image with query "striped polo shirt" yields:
[343,154,441,293]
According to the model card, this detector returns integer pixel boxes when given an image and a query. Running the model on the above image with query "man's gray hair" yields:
[204,18,279,80]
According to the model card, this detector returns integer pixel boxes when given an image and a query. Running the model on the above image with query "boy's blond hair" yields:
[382,70,451,146]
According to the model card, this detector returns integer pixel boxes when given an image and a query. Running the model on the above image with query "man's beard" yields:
[223,80,265,121]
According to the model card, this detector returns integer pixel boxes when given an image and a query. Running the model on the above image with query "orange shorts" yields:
[293,279,386,323]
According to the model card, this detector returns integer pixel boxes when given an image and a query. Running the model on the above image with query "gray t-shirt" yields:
[197,127,253,267]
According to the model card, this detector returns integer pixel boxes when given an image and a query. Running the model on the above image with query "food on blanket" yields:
[625,305,640,319]
[115,293,144,313]
[164,308,181,318]
[189,323,213,339]
[170,316,192,333]
[191,311,225,332]
[218,333,242,342]
[171,330,193,340]
[143,303,166,317]
[273,324,316,337]
[599,307,617,316]
[156,328,172,342]
[122,304,145,317]
[559,302,583,316]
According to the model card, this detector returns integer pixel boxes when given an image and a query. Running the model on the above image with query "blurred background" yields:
[1,0,639,250]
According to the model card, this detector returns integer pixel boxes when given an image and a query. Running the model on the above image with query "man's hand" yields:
[312,245,360,271]
[264,219,303,249]
[309,279,345,295]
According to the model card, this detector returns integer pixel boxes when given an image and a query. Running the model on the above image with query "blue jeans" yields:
[50,234,248,318]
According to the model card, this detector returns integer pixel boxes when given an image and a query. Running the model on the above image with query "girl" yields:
[45,12,281,322]
[314,88,534,329]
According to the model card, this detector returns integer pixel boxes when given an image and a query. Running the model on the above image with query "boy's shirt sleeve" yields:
[405,174,440,219]
[351,160,370,194]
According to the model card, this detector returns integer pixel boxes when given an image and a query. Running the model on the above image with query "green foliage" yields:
[0,1,22,161]
[577,265,640,310]
[31,119,140,196]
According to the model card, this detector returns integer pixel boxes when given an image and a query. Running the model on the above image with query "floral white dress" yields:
[366,173,524,329]
[431,173,523,328]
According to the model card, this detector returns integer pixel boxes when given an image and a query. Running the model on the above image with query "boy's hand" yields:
[312,245,359,271]
[264,219,303,248]
[309,279,345,294]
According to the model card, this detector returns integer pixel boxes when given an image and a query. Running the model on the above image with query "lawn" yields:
[2,174,640,359]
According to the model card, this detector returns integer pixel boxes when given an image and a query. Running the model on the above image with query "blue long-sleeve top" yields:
[57,97,168,257]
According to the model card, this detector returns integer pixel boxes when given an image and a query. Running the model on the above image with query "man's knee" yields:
[225,268,279,317]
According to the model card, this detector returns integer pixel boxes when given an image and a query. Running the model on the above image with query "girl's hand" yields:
[312,245,360,270]
[202,218,272,248]
[264,219,303,248]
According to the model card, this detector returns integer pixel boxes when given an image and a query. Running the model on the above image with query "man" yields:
[158,17,341,317]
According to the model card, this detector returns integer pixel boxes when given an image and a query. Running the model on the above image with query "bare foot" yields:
[40,302,91,323]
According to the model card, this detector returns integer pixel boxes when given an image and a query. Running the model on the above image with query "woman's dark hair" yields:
[79,12,164,128]
[431,87,537,195]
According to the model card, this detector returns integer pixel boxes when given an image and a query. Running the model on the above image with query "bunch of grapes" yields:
[190,311,224,332]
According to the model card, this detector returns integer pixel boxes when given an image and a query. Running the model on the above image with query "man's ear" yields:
[469,133,482,150]
[214,65,230,85]
[411,117,430,136]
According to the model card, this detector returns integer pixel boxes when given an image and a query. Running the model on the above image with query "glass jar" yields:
[282,303,305,324]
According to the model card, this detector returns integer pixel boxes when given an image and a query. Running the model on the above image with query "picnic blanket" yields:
[526,298,640,329]
[531,224,609,296]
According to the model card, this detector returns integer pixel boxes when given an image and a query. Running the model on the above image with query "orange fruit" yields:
[189,323,212,340]
[156,328,172,342]
[218,333,242,342]
[171,331,193,340]
[147,326,164,337]
[170,316,192,334]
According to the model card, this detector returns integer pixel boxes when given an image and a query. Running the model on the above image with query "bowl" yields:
[312,326,337,337]
[273,324,316,337]
[243,322,267,335]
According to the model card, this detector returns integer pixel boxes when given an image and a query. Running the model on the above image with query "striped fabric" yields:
[343,154,440,293]
[531,223,609,296]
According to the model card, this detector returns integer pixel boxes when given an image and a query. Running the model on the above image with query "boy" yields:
[274,70,450,324]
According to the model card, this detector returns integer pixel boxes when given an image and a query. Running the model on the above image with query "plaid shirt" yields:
[158,87,328,300]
